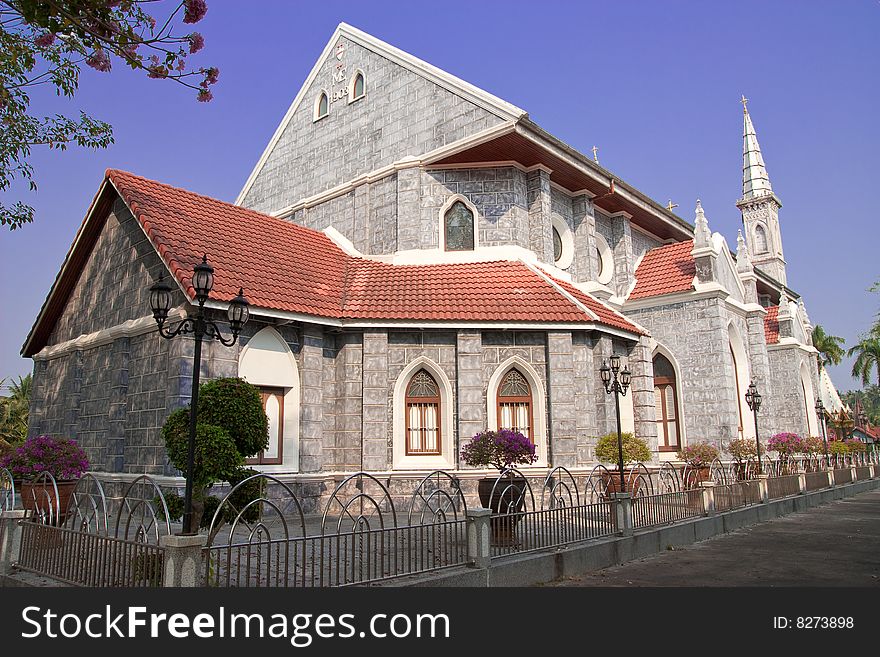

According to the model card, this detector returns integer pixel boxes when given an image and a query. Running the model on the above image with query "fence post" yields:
[797,472,807,495]
[870,464,876,479]
[0,510,27,575]
[850,464,858,483]
[757,475,770,504]
[611,492,633,537]
[828,468,836,487]
[466,507,492,569]
[699,482,716,516]
[159,534,207,587]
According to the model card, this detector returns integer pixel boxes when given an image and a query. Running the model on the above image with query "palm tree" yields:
[848,336,880,387]
[0,374,31,446]
[812,325,845,371]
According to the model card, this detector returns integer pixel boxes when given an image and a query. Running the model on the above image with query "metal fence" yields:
[204,471,470,587]
[767,474,801,499]
[14,473,171,587]
[632,489,704,529]
[713,480,761,512]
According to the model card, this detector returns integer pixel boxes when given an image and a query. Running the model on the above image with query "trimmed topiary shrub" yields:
[594,432,651,465]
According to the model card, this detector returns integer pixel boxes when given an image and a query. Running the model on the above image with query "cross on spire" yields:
[591,145,599,164]
[666,199,678,211]
[741,94,749,113]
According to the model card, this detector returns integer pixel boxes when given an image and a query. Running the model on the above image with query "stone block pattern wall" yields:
[766,348,814,438]
[631,228,663,263]
[417,167,530,251]
[240,35,507,214]
[626,298,743,447]
[47,200,185,347]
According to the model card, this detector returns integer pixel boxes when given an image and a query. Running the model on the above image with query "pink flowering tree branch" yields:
[0,0,218,230]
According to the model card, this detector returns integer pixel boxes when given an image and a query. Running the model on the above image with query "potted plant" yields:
[676,442,719,487]
[0,434,89,524]
[461,429,537,544]
[767,432,806,474]
[725,438,759,480]
[593,432,651,495]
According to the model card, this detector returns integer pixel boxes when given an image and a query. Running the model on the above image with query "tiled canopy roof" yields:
[629,240,695,300]
[24,169,643,356]
[764,305,780,344]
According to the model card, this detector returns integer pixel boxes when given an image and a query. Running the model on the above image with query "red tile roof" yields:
[24,170,643,355]
[764,305,780,344]
[629,240,695,300]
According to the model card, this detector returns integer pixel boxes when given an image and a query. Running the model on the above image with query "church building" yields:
[22,24,824,485]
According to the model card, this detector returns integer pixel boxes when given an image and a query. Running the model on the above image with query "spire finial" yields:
[741,94,749,114]
[693,199,712,248]
[736,229,752,273]
[591,145,599,164]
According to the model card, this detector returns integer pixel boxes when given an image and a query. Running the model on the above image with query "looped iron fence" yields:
[322,472,398,534]
[25,471,60,525]
[62,473,108,535]
[407,470,467,525]
[627,462,654,498]
[584,464,613,502]
[540,466,580,510]
[658,462,681,494]
[115,475,172,544]
[708,458,728,485]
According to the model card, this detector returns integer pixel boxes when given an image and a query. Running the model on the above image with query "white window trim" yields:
[651,343,687,450]
[551,215,574,270]
[439,194,480,251]
[728,321,753,440]
[238,326,301,473]
[392,357,455,470]
[594,233,614,285]
[348,69,366,103]
[314,90,329,121]
[487,357,548,467]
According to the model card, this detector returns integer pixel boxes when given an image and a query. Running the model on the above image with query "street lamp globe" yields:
[228,288,250,335]
[192,255,215,303]
[149,275,173,324]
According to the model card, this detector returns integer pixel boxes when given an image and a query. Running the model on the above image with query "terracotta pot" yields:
[20,479,77,525]
[682,466,711,489]
[602,469,645,496]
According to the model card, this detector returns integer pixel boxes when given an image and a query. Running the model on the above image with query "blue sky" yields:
[1,0,878,394]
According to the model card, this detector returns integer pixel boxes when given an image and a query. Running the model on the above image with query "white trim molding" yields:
[238,326,301,473]
[392,357,456,471]
[551,214,574,270]
[348,68,366,103]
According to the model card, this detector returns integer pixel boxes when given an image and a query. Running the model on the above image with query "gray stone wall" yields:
[625,297,741,448]
[417,167,529,251]
[47,199,185,347]
[631,227,663,262]
[240,35,507,214]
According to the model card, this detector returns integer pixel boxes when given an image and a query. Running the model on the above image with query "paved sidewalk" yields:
[552,489,880,587]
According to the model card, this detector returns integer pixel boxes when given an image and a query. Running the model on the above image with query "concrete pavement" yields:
[552,489,880,587]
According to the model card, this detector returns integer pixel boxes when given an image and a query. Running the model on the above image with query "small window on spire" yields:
[754,224,769,254]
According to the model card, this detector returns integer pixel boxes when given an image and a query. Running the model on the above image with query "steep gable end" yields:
[236,23,524,214]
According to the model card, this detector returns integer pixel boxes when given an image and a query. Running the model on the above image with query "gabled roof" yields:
[235,22,527,206]
[23,170,643,356]
[763,305,780,344]
[629,240,696,300]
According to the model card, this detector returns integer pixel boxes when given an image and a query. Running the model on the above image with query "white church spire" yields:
[741,96,773,200]
[736,97,787,286]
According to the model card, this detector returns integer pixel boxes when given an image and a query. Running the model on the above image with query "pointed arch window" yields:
[754,224,769,254]
[350,71,365,101]
[444,200,475,251]
[315,91,329,121]
[497,369,533,440]
[405,370,441,455]
[653,354,680,451]
[247,388,284,465]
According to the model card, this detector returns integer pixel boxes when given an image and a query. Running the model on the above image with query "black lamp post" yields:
[744,380,762,475]
[815,398,829,464]
[149,255,250,535]
[600,354,632,493]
